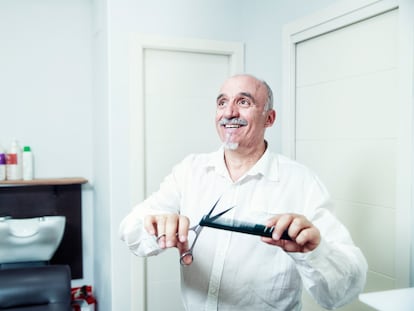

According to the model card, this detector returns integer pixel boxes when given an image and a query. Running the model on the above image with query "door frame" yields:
[128,35,244,310]
[282,0,414,287]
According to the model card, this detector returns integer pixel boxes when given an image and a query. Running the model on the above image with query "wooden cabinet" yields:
[0,178,87,279]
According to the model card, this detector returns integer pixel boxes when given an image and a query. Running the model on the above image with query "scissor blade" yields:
[204,195,226,219]
[206,206,235,222]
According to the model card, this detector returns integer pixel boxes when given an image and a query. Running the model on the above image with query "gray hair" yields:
[262,80,274,111]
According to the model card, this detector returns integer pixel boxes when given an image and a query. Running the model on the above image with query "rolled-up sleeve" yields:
[289,174,368,309]
[291,238,367,309]
[119,208,164,257]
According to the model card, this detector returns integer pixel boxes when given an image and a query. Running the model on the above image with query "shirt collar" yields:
[205,143,280,182]
[205,147,228,177]
[246,146,280,181]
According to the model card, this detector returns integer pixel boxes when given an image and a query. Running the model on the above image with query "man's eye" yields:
[217,101,227,107]
[238,99,251,107]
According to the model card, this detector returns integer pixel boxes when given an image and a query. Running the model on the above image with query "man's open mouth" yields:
[224,124,243,128]
[219,118,248,128]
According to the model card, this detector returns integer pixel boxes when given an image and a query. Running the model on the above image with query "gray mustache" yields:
[219,118,248,126]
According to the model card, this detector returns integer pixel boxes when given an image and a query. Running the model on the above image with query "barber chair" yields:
[0,265,72,311]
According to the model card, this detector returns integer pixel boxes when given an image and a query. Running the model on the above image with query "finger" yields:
[179,251,193,266]
[154,215,167,248]
[287,216,309,240]
[155,215,167,235]
[177,216,190,243]
[156,233,166,242]
[295,227,320,252]
[272,214,294,240]
[265,214,282,228]
[177,216,192,265]
[177,241,193,265]
[143,215,157,235]
[165,215,179,248]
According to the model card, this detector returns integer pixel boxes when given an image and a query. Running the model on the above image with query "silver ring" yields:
[156,233,166,242]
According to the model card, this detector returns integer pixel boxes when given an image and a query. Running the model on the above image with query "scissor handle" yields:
[179,225,201,266]
[180,251,193,266]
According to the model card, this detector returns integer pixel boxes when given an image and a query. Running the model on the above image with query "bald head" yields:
[222,74,274,111]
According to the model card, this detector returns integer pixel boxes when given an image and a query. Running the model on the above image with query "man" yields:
[119,74,367,310]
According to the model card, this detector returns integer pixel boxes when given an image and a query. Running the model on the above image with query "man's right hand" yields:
[144,214,192,261]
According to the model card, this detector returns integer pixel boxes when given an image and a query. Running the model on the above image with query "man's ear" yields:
[264,109,276,128]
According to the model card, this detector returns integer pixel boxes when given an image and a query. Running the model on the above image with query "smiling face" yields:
[215,75,276,151]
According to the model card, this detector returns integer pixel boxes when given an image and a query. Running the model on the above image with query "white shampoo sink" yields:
[0,216,66,264]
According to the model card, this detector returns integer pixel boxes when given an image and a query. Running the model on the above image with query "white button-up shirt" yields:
[119,147,367,310]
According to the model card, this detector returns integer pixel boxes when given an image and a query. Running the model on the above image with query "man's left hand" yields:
[261,214,320,253]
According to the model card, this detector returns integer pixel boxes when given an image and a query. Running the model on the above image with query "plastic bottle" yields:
[22,146,34,180]
[0,145,6,181]
[6,139,22,180]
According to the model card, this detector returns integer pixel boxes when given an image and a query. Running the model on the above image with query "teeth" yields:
[225,124,240,128]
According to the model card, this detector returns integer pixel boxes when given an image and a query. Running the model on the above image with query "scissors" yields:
[179,197,291,266]
[180,197,231,265]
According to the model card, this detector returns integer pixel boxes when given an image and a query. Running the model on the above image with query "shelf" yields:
[0,177,88,187]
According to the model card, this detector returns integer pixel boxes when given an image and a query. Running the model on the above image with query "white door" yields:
[283,1,413,311]
[297,10,398,311]
[129,36,244,311]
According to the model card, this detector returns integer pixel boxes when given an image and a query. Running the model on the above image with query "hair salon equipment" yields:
[0,145,5,181]
[0,216,71,310]
[6,139,22,180]
[0,216,66,267]
[0,265,72,311]
[180,196,291,265]
[22,145,34,180]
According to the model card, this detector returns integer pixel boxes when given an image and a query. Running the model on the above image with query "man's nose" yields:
[223,101,239,118]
